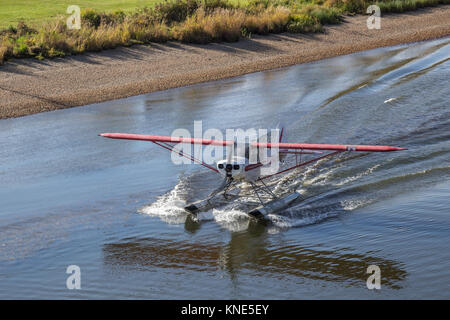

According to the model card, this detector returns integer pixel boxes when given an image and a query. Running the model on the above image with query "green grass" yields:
[0,0,162,29]
[0,0,249,28]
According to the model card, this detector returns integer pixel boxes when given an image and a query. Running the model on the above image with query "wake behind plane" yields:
[99,128,405,221]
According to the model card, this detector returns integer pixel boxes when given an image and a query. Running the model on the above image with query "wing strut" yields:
[258,151,341,181]
[152,141,219,173]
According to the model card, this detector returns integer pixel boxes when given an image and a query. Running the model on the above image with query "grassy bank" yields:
[1,0,449,65]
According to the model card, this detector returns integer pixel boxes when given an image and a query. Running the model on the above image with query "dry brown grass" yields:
[173,8,246,43]
[173,6,291,43]
[0,37,13,64]
[0,46,7,64]
[243,6,290,35]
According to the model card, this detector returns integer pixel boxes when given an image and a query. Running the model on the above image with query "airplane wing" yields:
[99,133,233,146]
[99,132,406,179]
[99,133,406,152]
[253,142,406,152]
[99,133,226,173]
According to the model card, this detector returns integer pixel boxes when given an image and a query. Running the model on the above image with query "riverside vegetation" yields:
[1,0,449,65]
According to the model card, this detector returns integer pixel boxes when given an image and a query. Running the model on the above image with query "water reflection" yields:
[103,237,221,272]
[221,226,407,289]
[184,214,202,234]
[103,227,407,289]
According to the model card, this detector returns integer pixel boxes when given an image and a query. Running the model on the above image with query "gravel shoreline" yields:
[1,6,449,119]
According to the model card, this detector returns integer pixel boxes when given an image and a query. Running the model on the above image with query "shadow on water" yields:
[103,222,407,289]
[221,225,407,289]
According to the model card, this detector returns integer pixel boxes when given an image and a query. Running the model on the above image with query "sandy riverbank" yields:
[0,6,449,119]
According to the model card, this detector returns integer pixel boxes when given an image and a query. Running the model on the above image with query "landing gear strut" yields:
[249,180,277,206]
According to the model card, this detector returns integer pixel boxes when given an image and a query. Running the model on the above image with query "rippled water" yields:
[0,37,449,299]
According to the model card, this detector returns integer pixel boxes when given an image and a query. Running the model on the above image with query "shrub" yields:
[13,36,30,56]
[129,22,170,43]
[112,10,126,23]
[302,6,342,24]
[0,47,6,64]
[328,0,367,13]
[0,40,13,64]
[174,8,244,43]
[153,0,200,23]
[82,9,102,28]
[246,0,272,11]
[7,25,17,34]
[287,14,323,33]
[204,0,235,11]
[243,6,291,34]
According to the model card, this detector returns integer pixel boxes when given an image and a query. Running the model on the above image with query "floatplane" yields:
[99,127,405,220]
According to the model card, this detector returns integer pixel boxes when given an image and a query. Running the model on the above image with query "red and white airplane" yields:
[99,129,406,219]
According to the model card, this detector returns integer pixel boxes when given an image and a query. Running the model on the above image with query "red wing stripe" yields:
[99,133,233,146]
[253,142,406,152]
[99,133,406,152]
[279,150,323,155]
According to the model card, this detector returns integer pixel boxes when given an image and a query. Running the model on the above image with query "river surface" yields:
[0,37,449,299]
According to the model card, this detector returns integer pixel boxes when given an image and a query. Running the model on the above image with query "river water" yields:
[0,37,449,299]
